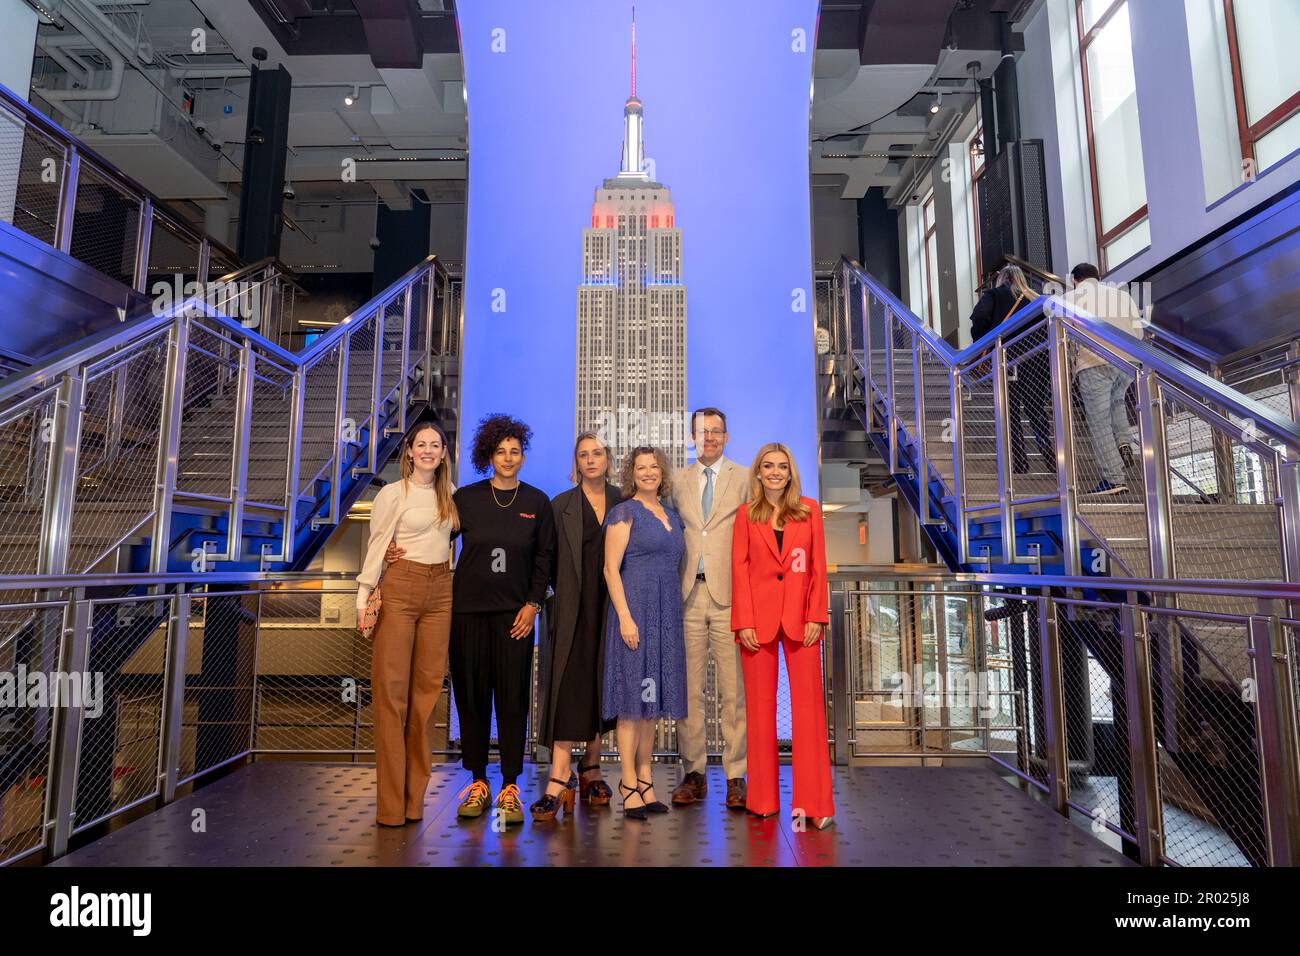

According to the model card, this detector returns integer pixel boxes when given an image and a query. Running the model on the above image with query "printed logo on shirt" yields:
[518,512,535,519]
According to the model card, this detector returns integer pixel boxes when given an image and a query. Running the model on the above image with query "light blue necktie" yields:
[697,466,714,574]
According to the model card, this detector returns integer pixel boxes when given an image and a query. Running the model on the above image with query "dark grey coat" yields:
[537,481,623,749]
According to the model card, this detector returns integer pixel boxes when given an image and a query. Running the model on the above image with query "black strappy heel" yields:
[638,778,669,813]
[530,776,576,821]
[619,781,648,820]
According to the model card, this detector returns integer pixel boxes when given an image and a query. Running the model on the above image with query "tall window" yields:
[1223,0,1300,174]
[967,125,986,285]
[1077,0,1149,271]
[922,191,940,330]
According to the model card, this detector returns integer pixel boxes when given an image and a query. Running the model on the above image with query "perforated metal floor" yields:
[49,761,1134,867]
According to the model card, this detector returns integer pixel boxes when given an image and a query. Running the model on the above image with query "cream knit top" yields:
[356,479,454,610]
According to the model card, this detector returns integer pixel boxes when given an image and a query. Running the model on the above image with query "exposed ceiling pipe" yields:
[36,33,125,125]
[38,35,93,87]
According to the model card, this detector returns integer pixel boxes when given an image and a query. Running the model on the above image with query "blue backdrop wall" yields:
[456,0,819,496]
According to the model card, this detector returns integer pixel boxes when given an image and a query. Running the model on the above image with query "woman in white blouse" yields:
[357,421,458,826]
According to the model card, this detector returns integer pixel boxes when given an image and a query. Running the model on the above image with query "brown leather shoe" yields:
[672,771,708,805]
[726,777,747,810]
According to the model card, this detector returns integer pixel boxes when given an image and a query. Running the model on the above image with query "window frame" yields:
[968,124,986,285]
[1075,0,1148,272]
[922,190,939,329]
[1222,0,1300,172]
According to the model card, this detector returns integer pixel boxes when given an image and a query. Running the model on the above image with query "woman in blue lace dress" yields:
[602,446,687,819]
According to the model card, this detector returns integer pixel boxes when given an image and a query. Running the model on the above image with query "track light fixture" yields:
[344,84,359,107]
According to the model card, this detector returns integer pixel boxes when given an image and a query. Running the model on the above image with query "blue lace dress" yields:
[601,498,688,720]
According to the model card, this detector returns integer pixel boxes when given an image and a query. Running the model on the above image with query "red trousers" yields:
[739,631,835,818]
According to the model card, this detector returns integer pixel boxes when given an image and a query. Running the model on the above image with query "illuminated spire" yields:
[619,5,648,180]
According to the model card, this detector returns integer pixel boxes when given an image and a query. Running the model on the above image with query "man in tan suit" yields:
[671,407,750,808]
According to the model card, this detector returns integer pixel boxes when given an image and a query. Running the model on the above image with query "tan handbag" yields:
[360,582,384,640]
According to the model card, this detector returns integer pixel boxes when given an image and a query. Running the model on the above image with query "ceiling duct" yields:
[858,0,960,65]
[352,0,424,69]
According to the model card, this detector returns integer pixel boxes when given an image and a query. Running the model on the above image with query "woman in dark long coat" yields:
[531,432,623,819]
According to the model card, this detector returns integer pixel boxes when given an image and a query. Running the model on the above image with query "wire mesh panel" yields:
[253,586,372,754]
[1143,610,1262,867]
[980,591,1046,788]
[0,597,65,864]
[890,317,916,437]
[920,349,955,490]
[1068,338,1147,577]
[0,388,56,576]
[1163,389,1283,594]
[68,162,141,287]
[1003,322,1057,501]
[176,320,238,500]
[959,357,999,508]
[0,102,64,246]
[1056,600,1133,844]
[145,213,202,292]
[70,335,169,573]
[179,592,257,783]
[245,357,294,508]
[380,294,405,411]
[298,345,341,499]
[72,595,169,834]
[344,315,378,442]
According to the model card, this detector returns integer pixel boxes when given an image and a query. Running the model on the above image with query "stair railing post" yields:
[367,306,384,474]
[47,588,91,859]
[275,365,305,563]
[993,338,1015,565]
[829,586,851,766]
[1120,598,1165,866]
[1046,314,1080,576]
[159,589,190,803]
[884,307,898,473]
[326,336,350,526]
[1037,591,1069,815]
[224,338,254,562]
[1135,368,1184,750]
[149,317,189,572]
[859,278,874,430]
[38,372,86,578]
[951,363,968,564]
[913,334,933,524]
[54,147,79,254]
[132,199,153,293]
[1248,605,1300,867]
[397,281,412,434]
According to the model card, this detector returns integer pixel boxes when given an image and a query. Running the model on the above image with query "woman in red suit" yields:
[731,443,834,828]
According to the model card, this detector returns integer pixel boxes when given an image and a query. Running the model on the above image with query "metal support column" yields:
[160,591,191,802]
[1037,592,1069,814]
[149,318,190,572]
[1120,600,1165,866]
[1248,608,1300,867]
[47,591,92,859]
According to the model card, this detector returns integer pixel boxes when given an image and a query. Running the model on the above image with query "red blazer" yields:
[730,497,829,644]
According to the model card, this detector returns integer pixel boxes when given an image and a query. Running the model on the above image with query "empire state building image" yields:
[575,9,688,468]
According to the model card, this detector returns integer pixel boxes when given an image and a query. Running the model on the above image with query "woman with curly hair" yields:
[601,446,688,819]
[392,412,555,824]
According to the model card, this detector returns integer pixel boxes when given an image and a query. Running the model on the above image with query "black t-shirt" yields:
[452,479,557,614]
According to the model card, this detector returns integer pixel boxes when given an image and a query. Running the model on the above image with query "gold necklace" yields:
[490,479,520,509]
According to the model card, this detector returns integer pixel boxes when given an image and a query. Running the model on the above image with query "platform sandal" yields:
[577,759,612,806]
[530,776,576,821]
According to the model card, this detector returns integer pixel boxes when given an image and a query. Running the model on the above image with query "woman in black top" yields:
[438,413,555,825]
[968,265,1057,476]
[531,432,623,820]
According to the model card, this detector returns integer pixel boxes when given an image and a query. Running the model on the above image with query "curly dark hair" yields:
[470,413,532,474]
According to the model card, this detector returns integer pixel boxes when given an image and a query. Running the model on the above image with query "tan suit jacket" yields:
[673,457,751,606]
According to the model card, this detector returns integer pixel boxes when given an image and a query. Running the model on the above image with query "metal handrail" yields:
[0,252,453,575]
[839,255,1300,589]
[0,80,241,291]
[843,256,1300,454]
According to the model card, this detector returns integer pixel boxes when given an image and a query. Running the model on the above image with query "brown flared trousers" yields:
[370,558,452,825]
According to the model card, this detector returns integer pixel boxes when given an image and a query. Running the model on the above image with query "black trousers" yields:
[449,609,534,784]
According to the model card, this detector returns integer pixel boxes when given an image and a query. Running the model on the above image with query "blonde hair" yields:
[619,446,673,499]
[998,264,1034,303]
[569,431,612,485]
[401,422,460,531]
[745,443,811,526]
